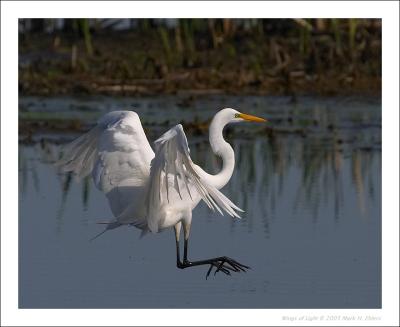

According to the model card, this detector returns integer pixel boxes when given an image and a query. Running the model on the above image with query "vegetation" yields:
[19,19,381,96]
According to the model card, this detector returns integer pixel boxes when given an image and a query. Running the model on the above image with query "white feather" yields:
[146,124,242,233]
[57,111,154,222]
[57,109,244,235]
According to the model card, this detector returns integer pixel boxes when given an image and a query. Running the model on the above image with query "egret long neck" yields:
[207,115,235,190]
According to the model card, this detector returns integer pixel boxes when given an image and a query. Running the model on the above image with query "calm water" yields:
[19,95,381,308]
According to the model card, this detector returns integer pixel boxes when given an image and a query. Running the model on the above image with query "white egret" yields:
[57,108,267,277]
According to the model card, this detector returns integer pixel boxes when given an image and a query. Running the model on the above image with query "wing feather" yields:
[146,124,242,232]
[93,111,154,194]
[56,110,154,217]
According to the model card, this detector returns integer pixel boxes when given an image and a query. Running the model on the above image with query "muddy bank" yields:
[19,19,381,97]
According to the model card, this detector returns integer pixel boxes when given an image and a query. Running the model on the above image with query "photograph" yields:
[17,17,382,310]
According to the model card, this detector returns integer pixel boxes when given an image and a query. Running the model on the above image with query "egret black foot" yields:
[177,259,195,269]
[205,256,250,279]
[176,261,186,269]
[176,257,250,277]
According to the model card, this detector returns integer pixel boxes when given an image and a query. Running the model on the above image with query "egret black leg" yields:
[174,222,185,269]
[183,239,189,264]
[176,239,184,268]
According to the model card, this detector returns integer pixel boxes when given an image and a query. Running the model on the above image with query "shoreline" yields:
[19,74,381,98]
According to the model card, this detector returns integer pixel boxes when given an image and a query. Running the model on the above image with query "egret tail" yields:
[89,221,122,242]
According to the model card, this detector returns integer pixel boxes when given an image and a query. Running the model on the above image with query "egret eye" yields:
[234,113,240,118]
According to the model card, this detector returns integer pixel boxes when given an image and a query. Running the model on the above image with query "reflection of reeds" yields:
[82,176,90,210]
[19,147,27,196]
[352,149,366,217]
[18,147,40,194]
[55,171,72,234]
[21,128,380,237]
[331,146,344,221]
[30,161,40,193]
[62,172,72,195]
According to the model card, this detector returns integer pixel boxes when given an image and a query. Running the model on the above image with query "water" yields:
[19,95,381,308]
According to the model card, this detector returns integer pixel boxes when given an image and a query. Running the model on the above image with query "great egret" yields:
[57,108,266,277]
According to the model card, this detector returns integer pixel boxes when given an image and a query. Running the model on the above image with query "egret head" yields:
[218,108,267,124]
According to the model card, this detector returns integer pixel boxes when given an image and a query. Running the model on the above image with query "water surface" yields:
[19,95,381,308]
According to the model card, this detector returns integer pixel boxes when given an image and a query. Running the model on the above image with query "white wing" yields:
[57,111,154,216]
[92,111,154,194]
[146,124,242,232]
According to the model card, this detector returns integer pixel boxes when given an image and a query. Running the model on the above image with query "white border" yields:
[2,1,399,326]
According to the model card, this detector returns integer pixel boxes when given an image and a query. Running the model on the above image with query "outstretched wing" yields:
[57,111,154,195]
[146,124,242,232]
[93,111,154,194]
